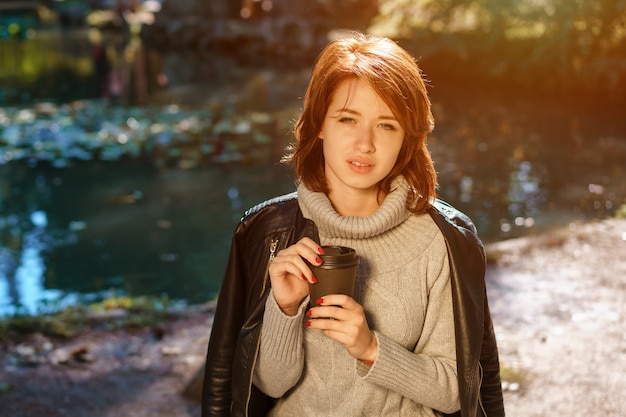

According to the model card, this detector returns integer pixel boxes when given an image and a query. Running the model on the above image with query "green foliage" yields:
[89,294,170,312]
[0,295,173,341]
[370,0,626,98]
[500,362,527,391]
[616,203,626,219]
[0,29,96,104]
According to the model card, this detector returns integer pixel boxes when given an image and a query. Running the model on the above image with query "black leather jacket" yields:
[201,193,505,417]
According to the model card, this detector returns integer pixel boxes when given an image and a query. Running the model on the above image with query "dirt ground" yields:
[1,217,625,417]
[486,217,626,416]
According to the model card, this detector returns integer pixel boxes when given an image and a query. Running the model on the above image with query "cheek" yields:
[385,141,405,168]
[389,137,404,155]
[321,131,344,154]
[321,137,334,163]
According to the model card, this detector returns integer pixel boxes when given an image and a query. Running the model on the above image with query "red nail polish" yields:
[311,276,318,283]
[315,257,322,264]
[317,247,325,254]
[305,309,312,317]
[316,298,324,305]
[306,321,311,327]
[301,274,308,281]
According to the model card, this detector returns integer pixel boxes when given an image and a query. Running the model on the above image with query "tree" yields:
[369,0,626,97]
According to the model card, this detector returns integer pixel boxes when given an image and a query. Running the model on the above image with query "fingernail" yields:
[306,321,311,327]
[301,274,308,281]
[317,247,325,254]
[311,276,318,283]
[305,309,312,317]
[315,257,322,264]
[316,298,324,305]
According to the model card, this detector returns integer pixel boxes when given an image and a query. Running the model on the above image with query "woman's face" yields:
[319,78,405,201]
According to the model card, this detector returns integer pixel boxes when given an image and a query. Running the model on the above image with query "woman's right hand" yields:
[268,237,324,316]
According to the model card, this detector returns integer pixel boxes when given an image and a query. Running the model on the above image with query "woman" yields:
[202,33,505,417]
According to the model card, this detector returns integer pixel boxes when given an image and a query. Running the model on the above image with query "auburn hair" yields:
[283,33,437,214]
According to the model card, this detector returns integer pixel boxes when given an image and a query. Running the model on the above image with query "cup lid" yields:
[318,245,359,267]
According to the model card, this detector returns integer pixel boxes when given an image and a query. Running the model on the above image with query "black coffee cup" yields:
[308,245,359,306]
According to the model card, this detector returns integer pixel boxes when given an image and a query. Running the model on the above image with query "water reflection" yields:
[0,158,297,315]
[429,83,626,241]
[0,208,71,314]
[503,160,543,233]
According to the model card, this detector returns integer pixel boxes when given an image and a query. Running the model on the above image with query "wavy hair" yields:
[283,33,437,214]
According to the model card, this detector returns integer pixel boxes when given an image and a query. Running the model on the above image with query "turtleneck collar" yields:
[297,176,413,240]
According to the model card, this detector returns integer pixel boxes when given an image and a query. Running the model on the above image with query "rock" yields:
[160,345,182,356]
[71,345,95,363]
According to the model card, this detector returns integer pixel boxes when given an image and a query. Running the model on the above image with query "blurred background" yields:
[1,0,625,316]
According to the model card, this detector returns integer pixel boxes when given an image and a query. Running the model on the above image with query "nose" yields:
[354,127,375,154]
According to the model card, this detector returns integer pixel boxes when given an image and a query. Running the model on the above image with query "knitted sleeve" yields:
[356,254,460,414]
[252,290,309,398]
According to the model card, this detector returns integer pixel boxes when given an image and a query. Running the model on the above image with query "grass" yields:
[0,295,178,342]
[500,363,527,385]
[500,362,528,393]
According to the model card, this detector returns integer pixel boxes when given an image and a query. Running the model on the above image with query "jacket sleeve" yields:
[201,223,248,416]
[430,201,505,417]
[479,292,505,417]
[201,197,308,417]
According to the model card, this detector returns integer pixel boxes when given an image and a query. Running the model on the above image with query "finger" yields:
[297,237,325,255]
[295,239,325,268]
[276,240,324,275]
[305,315,344,332]
[314,294,356,309]
[306,316,374,357]
[306,318,360,345]
[308,300,368,329]
[279,238,317,257]
[284,237,323,259]
[307,305,346,320]
[270,253,318,284]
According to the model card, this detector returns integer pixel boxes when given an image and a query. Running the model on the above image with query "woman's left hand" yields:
[306,294,378,363]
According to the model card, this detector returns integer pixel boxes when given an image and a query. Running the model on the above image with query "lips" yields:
[349,157,374,166]
[348,158,374,173]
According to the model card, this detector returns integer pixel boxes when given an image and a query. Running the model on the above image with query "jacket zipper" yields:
[245,236,280,416]
[260,238,278,299]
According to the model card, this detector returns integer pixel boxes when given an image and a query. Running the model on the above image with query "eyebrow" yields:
[332,107,398,121]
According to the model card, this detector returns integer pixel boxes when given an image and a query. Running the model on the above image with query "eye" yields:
[379,123,397,131]
[339,117,355,124]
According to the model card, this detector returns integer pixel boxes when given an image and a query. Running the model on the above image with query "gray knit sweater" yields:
[253,177,459,416]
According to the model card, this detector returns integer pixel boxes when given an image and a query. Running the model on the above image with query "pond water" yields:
[1,29,625,316]
[0,159,296,315]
